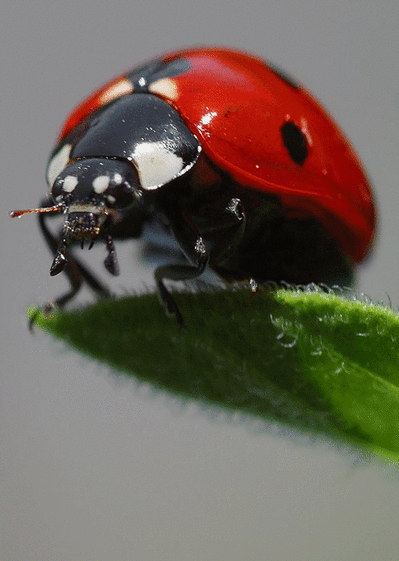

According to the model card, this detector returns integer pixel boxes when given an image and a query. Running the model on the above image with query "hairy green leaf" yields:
[31,286,399,461]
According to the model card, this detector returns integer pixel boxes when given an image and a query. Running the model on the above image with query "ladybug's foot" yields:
[155,250,208,329]
[43,301,56,315]
[28,301,57,332]
[249,278,258,292]
[156,280,186,329]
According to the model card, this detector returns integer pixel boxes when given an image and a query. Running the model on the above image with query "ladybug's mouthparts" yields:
[50,210,119,278]
[50,212,103,276]
[64,212,103,240]
[10,200,120,279]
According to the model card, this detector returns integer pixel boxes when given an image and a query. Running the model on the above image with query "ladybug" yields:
[11,47,375,326]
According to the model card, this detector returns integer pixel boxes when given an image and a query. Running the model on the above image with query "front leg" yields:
[38,200,112,308]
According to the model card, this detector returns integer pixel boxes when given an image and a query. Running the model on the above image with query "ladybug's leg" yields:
[38,204,112,308]
[154,212,209,328]
[154,198,246,327]
[206,198,246,266]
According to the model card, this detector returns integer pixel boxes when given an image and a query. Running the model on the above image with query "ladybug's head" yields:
[51,157,141,236]
[10,157,142,277]
[10,94,202,279]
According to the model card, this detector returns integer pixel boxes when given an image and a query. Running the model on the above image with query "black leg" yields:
[38,206,112,308]
[207,198,246,266]
[154,198,246,327]
[154,213,208,328]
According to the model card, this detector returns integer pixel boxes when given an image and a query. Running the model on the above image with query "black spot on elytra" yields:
[280,121,308,166]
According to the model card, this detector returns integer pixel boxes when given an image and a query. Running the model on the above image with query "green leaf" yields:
[31,286,399,461]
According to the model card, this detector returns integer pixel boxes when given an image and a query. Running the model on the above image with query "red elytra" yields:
[59,47,375,263]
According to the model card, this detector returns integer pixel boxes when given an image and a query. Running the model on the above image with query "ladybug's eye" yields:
[102,175,137,208]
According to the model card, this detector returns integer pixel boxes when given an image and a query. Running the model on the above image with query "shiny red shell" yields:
[59,47,375,262]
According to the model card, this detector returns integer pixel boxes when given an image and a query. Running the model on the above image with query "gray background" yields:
[2,1,399,559]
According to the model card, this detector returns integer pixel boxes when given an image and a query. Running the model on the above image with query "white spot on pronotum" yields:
[106,195,116,205]
[92,175,110,193]
[63,175,78,192]
[148,78,178,101]
[132,142,184,190]
[47,144,72,187]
